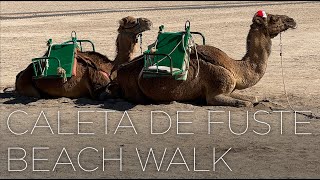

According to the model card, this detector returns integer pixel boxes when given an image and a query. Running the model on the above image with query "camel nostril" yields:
[285,18,297,29]
[292,24,297,29]
[287,18,294,22]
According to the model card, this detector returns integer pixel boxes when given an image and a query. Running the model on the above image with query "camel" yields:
[109,11,297,107]
[14,16,152,99]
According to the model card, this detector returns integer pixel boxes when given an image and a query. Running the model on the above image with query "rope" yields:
[279,33,320,119]
[279,32,295,111]
[44,41,52,75]
[57,67,67,83]
[189,35,200,78]
[149,33,200,78]
[139,33,143,54]
[150,39,158,53]
[148,31,199,78]
[152,35,183,65]
[181,33,189,72]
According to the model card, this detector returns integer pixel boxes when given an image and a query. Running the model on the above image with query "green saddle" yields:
[32,31,95,80]
[142,21,205,81]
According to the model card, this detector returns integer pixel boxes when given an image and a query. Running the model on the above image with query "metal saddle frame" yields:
[142,21,205,80]
[31,31,95,80]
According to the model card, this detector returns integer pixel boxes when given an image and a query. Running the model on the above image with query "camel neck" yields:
[114,33,136,67]
[234,26,272,89]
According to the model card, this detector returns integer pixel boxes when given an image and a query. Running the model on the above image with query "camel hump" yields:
[191,45,230,66]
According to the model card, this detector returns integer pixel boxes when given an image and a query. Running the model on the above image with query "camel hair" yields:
[14,16,152,99]
[108,11,297,107]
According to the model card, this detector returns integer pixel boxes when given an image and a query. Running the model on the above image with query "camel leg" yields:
[86,67,111,99]
[203,66,252,107]
[230,92,258,103]
[16,83,41,98]
[15,65,41,98]
[206,94,253,107]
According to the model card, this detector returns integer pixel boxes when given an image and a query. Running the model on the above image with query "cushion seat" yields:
[147,65,181,73]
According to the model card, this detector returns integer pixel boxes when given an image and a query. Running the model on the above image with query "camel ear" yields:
[253,10,267,26]
[119,17,127,26]
[252,15,267,26]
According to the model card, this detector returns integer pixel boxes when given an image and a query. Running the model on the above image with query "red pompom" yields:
[256,10,267,18]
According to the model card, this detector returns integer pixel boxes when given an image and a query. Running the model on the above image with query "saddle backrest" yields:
[153,31,190,69]
[46,43,76,77]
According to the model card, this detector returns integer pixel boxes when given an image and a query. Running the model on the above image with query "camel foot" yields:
[236,100,253,108]
[3,86,15,93]
[253,100,285,110]
[16,88,42,98]
[230,92,258,103]
[98,83,122,101]
[98,91,113,101]
[207,94,253,108]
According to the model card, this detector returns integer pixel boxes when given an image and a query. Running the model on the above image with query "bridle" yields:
[123,18,141,29]
[121,18,144,54]
[110,18,145,78]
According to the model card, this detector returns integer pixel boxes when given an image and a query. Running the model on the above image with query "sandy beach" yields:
[1,1,320,178]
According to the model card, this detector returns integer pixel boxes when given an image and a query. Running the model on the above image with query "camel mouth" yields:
[139,18,153,32]
[285,17,297,29]
[145,25,152,31]
[146,21,153,31]
[287,23,297,29]
[290,24,297,29]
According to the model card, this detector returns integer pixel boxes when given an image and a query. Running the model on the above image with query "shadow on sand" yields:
[0,90,137,111]
[2,91,319,119]
[1,92,39,105]
[99,99,137,111]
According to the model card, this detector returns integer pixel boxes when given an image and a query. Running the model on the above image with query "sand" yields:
[1,1,320,178]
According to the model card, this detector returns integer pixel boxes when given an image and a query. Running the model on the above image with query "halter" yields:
[279,32,320,119]
[122,18,141,30]
[279,32,294,110]
[121,18,144,54]
[138,33,143,54]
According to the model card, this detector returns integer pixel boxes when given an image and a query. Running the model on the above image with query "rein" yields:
[138,33,143,54]
[279,32,320,119]
[279,32,295,111]
[121,17,144,55]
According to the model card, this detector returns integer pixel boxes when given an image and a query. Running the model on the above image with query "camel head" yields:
[116,16,152,55]
[118,16,152,35]
[251,10,297,38]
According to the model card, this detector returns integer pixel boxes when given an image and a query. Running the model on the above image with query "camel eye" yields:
[270,16,278,23]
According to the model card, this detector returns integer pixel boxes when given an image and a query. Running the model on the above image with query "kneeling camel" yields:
[15,16,152,99]
[110,11,297,107]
